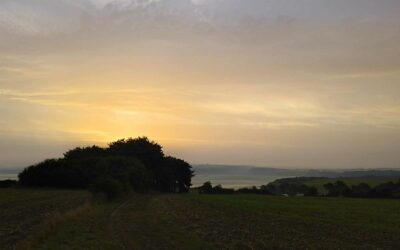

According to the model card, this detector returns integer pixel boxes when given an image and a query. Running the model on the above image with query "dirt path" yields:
[107,195,139,250]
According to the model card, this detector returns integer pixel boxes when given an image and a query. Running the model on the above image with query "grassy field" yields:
[1,189,400,249]
[303,176,400,193]
[0,188,90,250]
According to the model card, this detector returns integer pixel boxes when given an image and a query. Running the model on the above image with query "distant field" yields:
[2,189,399,249]
[303,177,400,193]
[167,194,400,249]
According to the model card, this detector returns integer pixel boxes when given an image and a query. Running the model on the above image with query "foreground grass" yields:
[2,188,400,249]
[165,194,400,249]
[23,199,122,250]
[20,194,211,250]
[187,194,400,232]
[0,188,89,250]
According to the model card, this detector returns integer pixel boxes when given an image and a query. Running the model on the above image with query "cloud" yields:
[2,86,400,131]
[1,1,400,167]
[0,1,85,36]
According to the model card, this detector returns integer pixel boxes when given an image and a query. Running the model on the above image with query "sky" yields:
[1,0,400,169]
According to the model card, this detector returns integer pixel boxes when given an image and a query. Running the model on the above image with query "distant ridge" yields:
[193,164,400,178]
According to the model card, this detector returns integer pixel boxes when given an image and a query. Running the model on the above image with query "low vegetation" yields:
[197,181,235,194]
[0,180,17,188]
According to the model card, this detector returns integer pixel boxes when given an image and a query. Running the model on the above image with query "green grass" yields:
[303,177,400,193]
[168,194,400,249]
[27,200,122,250]
[2,188,400,249]
[185,194,400,232]
[16,193,211,250]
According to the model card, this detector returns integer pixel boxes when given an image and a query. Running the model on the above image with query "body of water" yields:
[0,170,282,188]
[192,175,284,189]
[0,174,18,180]
[1,173,281,188]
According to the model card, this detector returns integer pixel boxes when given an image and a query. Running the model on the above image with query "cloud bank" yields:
[0,0,399,168]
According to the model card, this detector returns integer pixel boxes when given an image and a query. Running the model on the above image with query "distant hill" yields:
[193,164,400,178]
[193,165,251,176]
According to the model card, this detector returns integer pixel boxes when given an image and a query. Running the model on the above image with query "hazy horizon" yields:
[1,0,400,168]
[1,161,400,172]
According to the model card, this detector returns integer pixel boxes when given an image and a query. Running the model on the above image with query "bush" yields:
[350,183,371,197]
[213,185,235,194]
[323,181,351,197]
[237,186,262,194]
[198,181,213,194]
[0,180,18,188]
[305,186,319,196]
[18,159,86,188]
[198,182,234,194]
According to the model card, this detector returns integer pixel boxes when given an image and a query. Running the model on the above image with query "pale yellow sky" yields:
[1,0,400,168]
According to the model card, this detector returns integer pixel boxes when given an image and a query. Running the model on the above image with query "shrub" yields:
[0,180,18,188]
[323,181,351,197]
[18,159,86,188]
[305,186,319,196]
[198,181,213,194]
[198,182,234,194]
[350,183,371,197]
[212,185,235,194]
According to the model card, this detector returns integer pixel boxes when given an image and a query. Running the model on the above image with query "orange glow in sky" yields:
[1,0,400,168]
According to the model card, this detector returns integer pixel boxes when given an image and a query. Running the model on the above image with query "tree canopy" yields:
[19,137,193,195]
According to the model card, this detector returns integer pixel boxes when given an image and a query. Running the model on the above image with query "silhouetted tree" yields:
[323,181,351,197]
[237,186,261,194]
[198,182,234,194]
[369,181,400,198]
[64,146,105,160]
[350,183,371,197]
[107,137,164,171]
[18,137,193,194]
[0,180,18,188]
[259,185,271,194]
[213,184,235,194]
[199,181,213,194]
[160,156,193,193]
[305,186,319,196]
[19,159,86,188]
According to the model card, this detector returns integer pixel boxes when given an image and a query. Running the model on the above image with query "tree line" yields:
[18,137,193,198]
[323,180,400,199]
[198,180,318,196]
[198,178,400,199]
